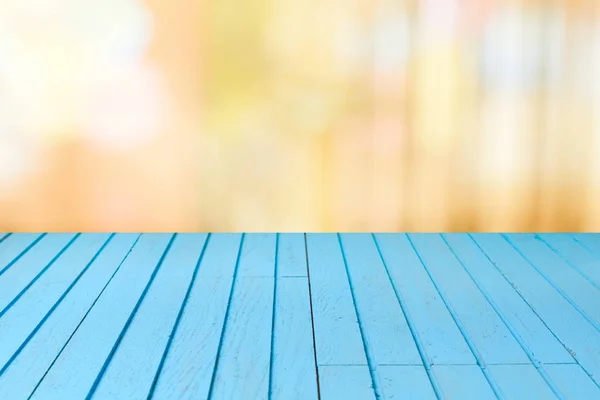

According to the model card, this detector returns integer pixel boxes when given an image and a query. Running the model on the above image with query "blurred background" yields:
[1,0,599,232]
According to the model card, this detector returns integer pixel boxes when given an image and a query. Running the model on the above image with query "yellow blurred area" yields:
[1,0,600,231]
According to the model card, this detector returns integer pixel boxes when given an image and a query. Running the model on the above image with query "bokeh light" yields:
[0,0,599,231]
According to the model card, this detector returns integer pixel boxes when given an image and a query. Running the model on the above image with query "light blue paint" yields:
[207,234,276,398]
[150,234,244,399]
[271,276,319,400]
[190,233,243,278]
[433,365,497,399]
[0,233,45,276]
[90,234,209,399]
[488,364,558,400]
[504,233,600,326]
[28,234,173,400]
[379,366,437,399]
[0,234,140,399]
[305,233,367,366]
[319,365,376,400]
[471,233,600,386]
[237,233,277,277]
[545,364,600,399]
[338,234,422,366]
[442,233,574,364]
[0,234,78,312]
[277,233,307,277]
[209,277,275,399]
[0,234,111,368]
[150,278,237,399]
[535,233,600,289]
[0,232,599,399]
[409,234,530,365]
[571,234,600,258]
[441,233,572,398]
[374,234,476,365]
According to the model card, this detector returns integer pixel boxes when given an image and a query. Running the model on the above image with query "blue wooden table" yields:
[0,233,599,399]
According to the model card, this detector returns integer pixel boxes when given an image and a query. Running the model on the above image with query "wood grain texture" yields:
[305,233,367,366]
[210,277,275,399]
[338,234,422,365]
[0,234,77,312]
[196,233,244,278]
[277,233,307,277]
[442,233,576,364]
[373,233,475,365]
[472,233,600,385]
[505,233,600,324]
[0,234,111,368]
[271,277,318,400]
[150,278,236,400]
[0,234,140,399]
[237,233,277,277]
[0,233,44,275]
[408,234,529,364]
[29,234,173,400]
[0,233,598,399]
[150,234,244,399]
[90,234,209,399]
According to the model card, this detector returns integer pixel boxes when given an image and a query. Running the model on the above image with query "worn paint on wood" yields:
[0,233,599,399]
[0,234,140,398]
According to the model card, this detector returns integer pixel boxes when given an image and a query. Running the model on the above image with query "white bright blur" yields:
[0,0,168,152]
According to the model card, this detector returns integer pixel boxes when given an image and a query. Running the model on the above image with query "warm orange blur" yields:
[1,0,599,232]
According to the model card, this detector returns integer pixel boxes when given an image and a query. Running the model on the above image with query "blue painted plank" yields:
[432,365,496,400]
[150,234,244,399]
[504,234,600,326]
[277,233,307,277]
[0,234,77,312]
[271,277,318,400]
[545,364,600,399]
[408,234,529,364]
[442,233,574,364]
[89,234,209,399]
[209,234,277,397]
[209,277,275,399]
[536,234,600,288]
[571,234,600,257]
[0,233,43,275]
[238,233,277,277]
[195,233,243,277]
[338,233,421,365]
[373,233,475,365]
[471,233,600,384]
[0,234,140,399]
[538,234,600,265]
[319,366,376,400]
[488,364,556,400]
[305,233,367,365]
[3,231,600,399]
[150,279,236,399]
[379,366,436,400]
[0,234,111,368]
[29,233,174,400]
